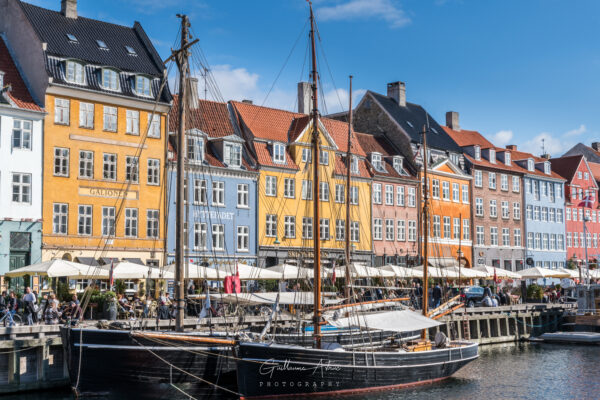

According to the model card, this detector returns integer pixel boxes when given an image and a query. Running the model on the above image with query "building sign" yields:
[287,250,339,259]
[193,210,234,220]
[79,186,138,200]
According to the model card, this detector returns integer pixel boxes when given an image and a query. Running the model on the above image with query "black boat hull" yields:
[236,341,479,398]
[61,327,237,399]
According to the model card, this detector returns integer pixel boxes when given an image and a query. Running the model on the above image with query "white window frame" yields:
[212,224,225,250]
[147,159,160,185]
[273,143,286,164]
[147,209,159,239]
[53,203,68,234]
[125,156,139,183]
[101,206,116,236]
[54,147,70,177]
[212,181,225,206]
[237,226,249,251]
[66,61,85,84]
[302,217,313,239]
[125,110,139,135]
[284,216,296,239]
[54,98,70,125]
[124,208,138,238]
[237,183,249,208]
[103,153,117,180]
[135,75,152,97]
[12,173,32,204]
[101,68,119,91]
[265,176,277,197]
[301,180,312,200]
[148,113,161,138]
[78,205,92,236]
[284,178,295,198]
[79,102,94,129]
[103,106,117,132]
[12,119,32,150]
[79,150,94,179]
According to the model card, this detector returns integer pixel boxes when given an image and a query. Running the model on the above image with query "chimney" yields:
[61,0,77,19]
[592,142,600,151]
[186,77,199,109]
[541,153,551,160]
[506,145,517,151]
[242,99,253,104]
[446,111,460,131]
[387,81,406,107]
[297,82,312,114]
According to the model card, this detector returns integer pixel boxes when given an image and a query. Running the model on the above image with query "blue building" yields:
[167,97,258,271]
[514,151,567,269]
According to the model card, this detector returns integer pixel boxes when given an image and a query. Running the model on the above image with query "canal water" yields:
[5,343,599,400]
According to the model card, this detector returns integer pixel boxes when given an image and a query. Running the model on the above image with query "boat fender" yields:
[322,342,345,352]
[434,331,449,348]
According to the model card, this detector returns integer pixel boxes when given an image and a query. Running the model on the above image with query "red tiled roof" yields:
[354,132,416,180]
[253,142,299,170]
[321,118,366,157]
[333,155,371,179]
[0,38,42,112]
[549,155,584,182]
[443,126,494,149]
[588,162,600,182]
[231,101,303,142]
[169,96,235,138]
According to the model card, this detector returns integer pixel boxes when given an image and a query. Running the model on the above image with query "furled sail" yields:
[327,310,441,333]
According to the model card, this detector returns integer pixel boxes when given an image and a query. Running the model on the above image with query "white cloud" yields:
[491,130,513,147]
[517,125,587,157]
[323,88,367,114]
[316,0,411,29]
[564,124,586,137]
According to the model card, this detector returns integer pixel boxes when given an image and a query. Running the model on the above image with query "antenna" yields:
[202,66,210,100]
[541,138,546,155]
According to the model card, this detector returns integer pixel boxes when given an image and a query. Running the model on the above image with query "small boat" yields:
[534,331,600,345]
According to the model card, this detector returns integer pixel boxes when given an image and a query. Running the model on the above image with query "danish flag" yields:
[578,195,594,209]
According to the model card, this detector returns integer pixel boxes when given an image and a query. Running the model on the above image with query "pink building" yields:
[356,133,419,267]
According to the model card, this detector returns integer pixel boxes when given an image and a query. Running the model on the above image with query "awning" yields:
[75,257,100,267]
[327,310,442,333]
[428,257,459,268]
[517,266,570,279]
[214,292,343,306]
[123,258,145,265]
[99,257,120,265]
[5,259,107,279]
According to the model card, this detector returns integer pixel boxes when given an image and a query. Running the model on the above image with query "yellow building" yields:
[231,101,372,266]
[17,3,172,267]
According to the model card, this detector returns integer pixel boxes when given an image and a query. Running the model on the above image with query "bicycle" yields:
[0,309,22,326]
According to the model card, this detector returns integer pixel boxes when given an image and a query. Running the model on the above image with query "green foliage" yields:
[114,279,126,295]
[567,257,578,270]
[263,279,279,292]
[56,281,71,302]
[526,284,543,300]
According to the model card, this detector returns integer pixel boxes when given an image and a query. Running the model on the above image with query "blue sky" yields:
[30,0,600,156]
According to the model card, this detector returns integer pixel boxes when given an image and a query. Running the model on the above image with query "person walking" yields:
[415,282,423,310]
[23,287,37,325]
[432,283,442,309]
[44,294,60,325]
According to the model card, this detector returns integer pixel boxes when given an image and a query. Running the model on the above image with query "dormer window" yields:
[96,40,109,50]
[66,33,78,43]
[393,156,403,173]
[450,153,459,166]
[527,158,534,172]
[371,153,384,172]
[273,143,285,164]
[187,136,204,163]
[0,71,4,88]
[544,161,551,175]
[505,152,511,166]
[125,46,137,56]
[224,142,242,168]
[474,145,481,160]
[135,76,152,97]
[101,69,119,91]
[351,155,359,174]
[489,149,496,164]
[66,61,85,85]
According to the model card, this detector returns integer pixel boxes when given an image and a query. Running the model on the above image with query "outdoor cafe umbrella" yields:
[557,268,580,279]
[517,266,570,279]
[414,265,460,279]
[217,263,284,280]
[110,262,174,280]
[472,265,522,280]
[333,263,395,278]
[381,264,423,278]
[164,263,220,280]
[4,259,105,279]
[444,266,488,279]
[266,263,315,279]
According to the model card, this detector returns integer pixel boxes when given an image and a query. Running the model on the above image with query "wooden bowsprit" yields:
[427,295,461,319]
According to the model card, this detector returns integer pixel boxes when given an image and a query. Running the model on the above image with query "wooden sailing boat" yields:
[234,4,478,397]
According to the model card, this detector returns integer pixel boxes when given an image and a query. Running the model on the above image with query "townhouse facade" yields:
[444,113,526,271]
[1,0,172,268]
[0,37,45,280]
[355,133,419,267]
[550,155,600,265]
[166,96,259,269]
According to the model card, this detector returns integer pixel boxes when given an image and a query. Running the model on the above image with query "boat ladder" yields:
[462,314,470,340]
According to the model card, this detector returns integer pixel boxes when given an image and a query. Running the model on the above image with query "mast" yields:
[421,124,429,340]
[344,76,353,304]
[309,2,322,349]
[174,14,190,332]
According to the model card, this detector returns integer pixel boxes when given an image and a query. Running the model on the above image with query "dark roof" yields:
[367,90,461,153]
[563,143,600,164]
[355,133,414,180]
[549,155,585,182]
[0,37,42,111]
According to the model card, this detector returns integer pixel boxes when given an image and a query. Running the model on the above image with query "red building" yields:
[551,155,600,265]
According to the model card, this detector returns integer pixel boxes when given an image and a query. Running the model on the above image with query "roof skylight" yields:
[125,46,137,55]
[66,33,78,42]
[96,40,108,50]
[406,120,414,128]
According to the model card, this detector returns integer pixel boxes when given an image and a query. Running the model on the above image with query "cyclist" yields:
[4,292,17,326]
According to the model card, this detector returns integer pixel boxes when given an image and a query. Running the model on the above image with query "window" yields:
[126,110,139,135]
[136,76,151,97]
[550,234,556,250]
[237,226,249,251]
[548,208,555,222]
[284,178,295,198]
[265,176,277,196]
[548,183,555,202]
[350,186,359,205]
[393,156,403,172]
[194,223,207,249]
[475,198,484,216]
[513,202,521,220]
[101,69,119,90]
[476,226,485,245]
[102,207,115,236]
[335,184,345,203]
[103,106,117,131]
[66,61,85,84]
[501,201,509,219]
[78,102,94,128]
[556,184,563,198]
[53,203,68,234]
[533,206,540,221]
[351,221,360,242]
[463,219,470,240]
[540,181,547,197]
[557,209,563,223]
[502,228,510,247]
[585,172,589,181]
[148,114,161,138]
[125,156,139,183]
[505,152,511,165]
[474,170,482,187]
[527,205,533,220]
[273,143,285,164]
[408,220,417,242]
[54,148,70,177]
[567,232,572,248]
[514,229,521,247]
[397,186,405,206]
[453,218,460,239]
[224,143,242,167]
[373,183,382,204]
[79,151,93,178]
[12,120,32,149]
[432,179,440,198]
[433,215,441,238]
[103,153,117,180]
[541,207,547,222]
[385,219,394,240]
[512,176,520,192]
[488,172,496,189]
[147,209,159,238]
[490,227,498,246]
[490,200,497,218]
[408,187,416,207]
[283,216,296,238]
[373,218,382,240]
[442,181,450,200]
[351,156,359,174]
[462,184,469,203]
[527,159,534,171]
[533,180,539,199]
[319,149,329,165]
[489,149,496,163]
[124,208,138,237]
[147,159,160,185]
[187,137,204,162]
[557,234,564,250]
[302,217,313,239]
[442,216,450,238]
[12,173,31,203]
[212,224,225,250]
[54,98,70,124]
[78,205,92,235]
[501,174,508,191]
[474,146,481,160]
[187,179,204,205]
[542,233,549,250]
[572,207,577,221]
[385,185,394,205]
[371,153,383,171]
[452,183,459,202]
[527,232,534,249]
[212,181,225,206]
[336,219,345,241]
[397,220,406,241]
[237,184,249,207]
[266,215,277,237]
[319,182,329,201]
[535,233,541,249]
[544,162,551,175]
[301,180,312,200]
[320,218,330,240]
[301,148,311,163]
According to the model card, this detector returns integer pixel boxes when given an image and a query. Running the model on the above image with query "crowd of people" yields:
[0,287,82,326]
